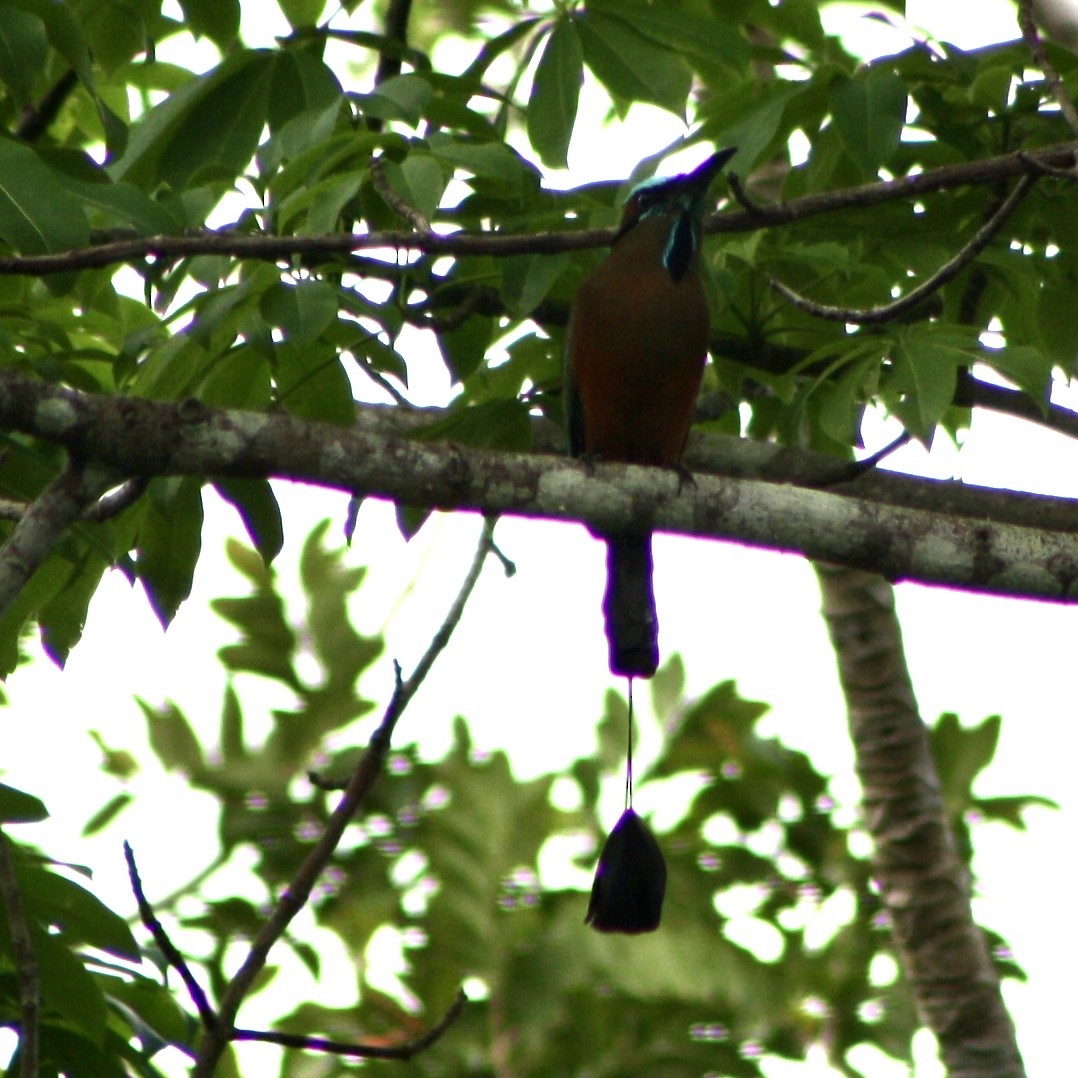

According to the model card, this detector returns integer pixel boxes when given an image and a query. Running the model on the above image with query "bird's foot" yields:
[673,462,696,493]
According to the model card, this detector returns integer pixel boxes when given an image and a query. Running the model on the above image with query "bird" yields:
[565,147,737,679]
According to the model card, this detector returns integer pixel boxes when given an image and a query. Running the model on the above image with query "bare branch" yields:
[0,831,39,1078]
[371,154,431,231]
[769,174,1039,323]
[0,460,117,623]
[192,521,496,1073]
[124,842,218,1034]
[232,990,467,1059]
[374,0,415,92]
[0,145,1074,277]
[84,477,148,522]
[1019,0,1078,137]
[15,69,79,143]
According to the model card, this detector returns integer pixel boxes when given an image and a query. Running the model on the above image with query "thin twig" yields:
[769,173,1038,323]
[370,155,431,231]
[1019,0,1078,137]
[15,69,79,143]
[375,0,413,84]
[725,171,770,216]
[84,477,148,521]
[0,477,144,527]
[124,842,219,1032]
[192,518,498,1074]
[0,144,1076,277]
[232,989,467,1059]
[0,831,39,1077]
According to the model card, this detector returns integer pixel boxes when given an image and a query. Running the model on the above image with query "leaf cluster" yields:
[1,1,1077,663]
[16,522,1034,1077]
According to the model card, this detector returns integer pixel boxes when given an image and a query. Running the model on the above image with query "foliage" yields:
[0,0,1069,1073]
[1,0,1076,664]
[3,526,1047,1074]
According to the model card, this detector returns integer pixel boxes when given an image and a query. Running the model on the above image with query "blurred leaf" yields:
[414,398,533,451]
[0,781,48,823]
[180,0,240,47]
[214,478,285,565]
[81,793,133,836]
[278,0,325,29]
[528,20,583,169]
[10,851,139,960]
[112,50,274,189]
[576,11,691,116]
[831,70,908,177]
[0,6,47,106]
[0,140,89,255]
[135,478,204,628]
[213,539,300,686]
[140,699,206,775]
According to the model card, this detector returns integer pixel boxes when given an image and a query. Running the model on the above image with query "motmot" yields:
[566,147,736,678]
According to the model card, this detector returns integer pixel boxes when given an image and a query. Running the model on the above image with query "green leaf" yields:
[111,51,274,190]
[8,0,93,84]
[260,279,339,349]
[0,140,89,255]
[278,0,327,29]
[10,854,140,960]
[179,0,240,47]
[528,20,583,169]
[889,327,964,443]
[140,699,206,775]
[576,11,691,116]
[427,133,535,191]
[81,793,133,837]
[357,73,432,125]
[415,399,533,452]
[27,923,109,1039]
[462,17,542,84]
[0,553,75,677]
[214,478,285,565]
[135,478,204,628]
[830,70,908,177]
[376,154,447,223]
[699,82,802,179]
[274,340,355,423]
[984,344,1051,406]
[39,549,107,667]
[0,5,47,106]
[500,252,570,317]
[268,49,343,130]
[972,794,1059,828]
[213,540,300,686]
[0,781,48,823]
[588,0,749,73]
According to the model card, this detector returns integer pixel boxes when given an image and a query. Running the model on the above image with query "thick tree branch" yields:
[816,566,1025,1078]
[4,371,1078,606]
[0,144,1074,278]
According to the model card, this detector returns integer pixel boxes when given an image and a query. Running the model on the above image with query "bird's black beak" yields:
[682,146,738,193]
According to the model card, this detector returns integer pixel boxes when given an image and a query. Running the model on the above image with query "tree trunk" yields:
[814,563,1025,1078]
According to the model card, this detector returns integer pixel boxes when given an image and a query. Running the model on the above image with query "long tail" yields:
[602,532,659,678]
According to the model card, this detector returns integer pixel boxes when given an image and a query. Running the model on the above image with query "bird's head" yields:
[614,147,737,282]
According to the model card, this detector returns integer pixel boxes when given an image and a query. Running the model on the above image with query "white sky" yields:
[2,1,1073,1076]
